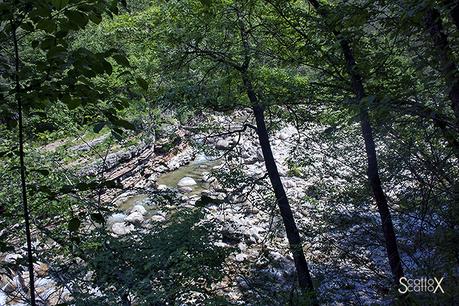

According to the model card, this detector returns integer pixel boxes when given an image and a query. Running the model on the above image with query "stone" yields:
[279,132,289,140]
[4,254,21,263]
[283,179,296,188]
[257,149,264,161]
[201,172,211,182]
[126,212,144,224]
[107,213,126,224]
[111,223,134,235]
[235,253,248,262]
[179,186,193,193]
[151,215,166,222]
[157,184,168,191]
[131,205,147,215]
[177,177,197,187]
[278,167,287,177]
[215,139,231,150]
[35,262,49,277]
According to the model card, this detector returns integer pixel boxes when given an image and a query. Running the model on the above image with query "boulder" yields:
[215,139,231,150]
[177,177,197,187]
[235,253,248,262]
[279,132,289,140]
[151,215,166,222]
[107,213,126,224]
[132,205,147,215]
[126,211,144,224]
[157,184,168,191]
[257,149,264,161]
[179,186,193,193]
[111,223,134,235]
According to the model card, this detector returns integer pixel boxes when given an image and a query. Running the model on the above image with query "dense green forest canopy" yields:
[0,0,458,305]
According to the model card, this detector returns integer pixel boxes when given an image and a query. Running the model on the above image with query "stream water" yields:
[157,153,220,195]
[117,153,221,213]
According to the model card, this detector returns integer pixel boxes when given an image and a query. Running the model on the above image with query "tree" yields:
[156,0,316,297]
[0,0,131,303]
[265,0,404,282]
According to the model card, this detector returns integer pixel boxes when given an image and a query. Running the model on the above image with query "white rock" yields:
[235,253,248,262]
[111,223,134,235]
[177,177,197,187]
[279,132,289,140]
[179,186,193,193]
[157,184,168,191]
[125,212,144,224]
[151,215,166,222]
[283,179,296,188]
[257,149,264,161]
[4,254,21,263]
[215,139,231,150]
[131,205,147,215]
[107,213,127,224]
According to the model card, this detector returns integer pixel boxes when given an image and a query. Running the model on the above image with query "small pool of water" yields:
[117,193,150,212]
[157,153,221,195]
[115,154,222,214]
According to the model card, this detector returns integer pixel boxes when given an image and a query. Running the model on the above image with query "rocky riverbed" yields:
[1,110,395,305]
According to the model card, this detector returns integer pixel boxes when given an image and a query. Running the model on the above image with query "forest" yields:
[0,0,458,305]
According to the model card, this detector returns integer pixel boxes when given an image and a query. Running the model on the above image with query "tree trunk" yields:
[425,7,459,133]
[12,23,36,306]
[242,74,315,295]
[308,0,404,282]
[341,39,405,283]
[444,0,459,30]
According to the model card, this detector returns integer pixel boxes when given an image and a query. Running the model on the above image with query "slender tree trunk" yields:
[242,74,316,295]
[308,0,404,282]
[341,39,404,283]
[444,0,459,30]
[425,7,459,133]
[12,23,36,306]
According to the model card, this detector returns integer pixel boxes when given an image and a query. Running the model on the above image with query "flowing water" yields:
[117,154,221,212]
[157,153,220,195]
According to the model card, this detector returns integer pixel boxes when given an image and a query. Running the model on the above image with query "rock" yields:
[235,253,248,262]
[157,184,168,191]
[179,186,193,193]
[154,165,169,173]
[278,167,287,177]
[201,172,212,182]
[4,254,21,263]
[177,177,197,187]
[126,212,144,224]
[35,262,49,277]
[215,139,231,150]
[283,179,296,188]
[151,215,166,222]
[107,213,126,224]
[111,222,134,235]
[279,132,289,140]
[131,205,147,215]
[257,149,264,161]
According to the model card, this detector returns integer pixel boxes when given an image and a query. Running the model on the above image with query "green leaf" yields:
[112,54,130,67]
[32,169,50,176]
[112,129,123,141]
[90,213,104,223]
[113,118,135,130]
[36,19,56,33]
[51,0,69,10]
[20,22,35,32]
[93,121,105,133]
[68,217,81,232]
[64,10,89,28]
[101,59,112,75]
[88,12,102,24]
[136,77,148,91]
